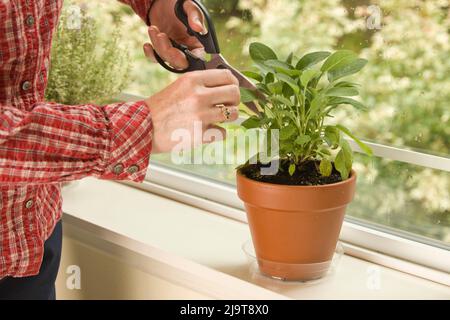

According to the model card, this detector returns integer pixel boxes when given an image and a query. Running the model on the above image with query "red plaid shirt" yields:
[0,0,154,278]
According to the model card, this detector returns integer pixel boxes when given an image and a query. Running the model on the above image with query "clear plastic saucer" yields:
[242,240,344,285]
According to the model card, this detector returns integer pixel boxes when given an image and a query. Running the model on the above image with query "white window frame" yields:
[119,93,450,285]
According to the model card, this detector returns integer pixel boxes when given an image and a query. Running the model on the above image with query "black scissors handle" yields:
[153,0,220,74]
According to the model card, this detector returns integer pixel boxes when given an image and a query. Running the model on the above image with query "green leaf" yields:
[295,135,311,146]
[282,82,294,98]
[256,83,270,94]
[334,81,360,88]
[242,71,263,82]
[325,87,359,97]
[241,116,260,129]
[319,159,332,177]
[267,82,283,94]
[249,42,278,62]
[254,61,274,74]
[240,87,257,103]
[309,95,325,117]
[328,58,368,82]
[319,147,332,156]
[276,73,299,93]
[334,150,349,180]
[286,52,294,65]
[300,69,319,87]
[289,163,296,176]
[272,95,293,106]
[266,61,301,77]
[327,97,368,111]
[335,124,373,156]
[280,125,297,140]
[321,50,357,72]
[296,51,331,70]
[340,138,353,160]
[324,126,340,148]
[264,72,275,84]
[265,59,293,71]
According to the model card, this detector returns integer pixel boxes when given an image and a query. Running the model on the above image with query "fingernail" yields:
[195,17,207,34]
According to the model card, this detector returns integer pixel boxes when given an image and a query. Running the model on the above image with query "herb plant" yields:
[46,3,131,105]
[240,42,373,180]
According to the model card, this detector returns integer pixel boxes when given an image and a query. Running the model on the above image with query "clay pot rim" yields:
[236,168,357,189]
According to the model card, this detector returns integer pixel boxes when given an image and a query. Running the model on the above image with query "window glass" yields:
[69,0,449,246]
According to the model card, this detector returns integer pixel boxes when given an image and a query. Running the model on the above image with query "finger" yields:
[205,106,239,124]
[206,85,241,106]
[143,43,157,63]
[184,1,207,34]
[193,69,239,88]
[149,26,188,70]
[156,33,189,69]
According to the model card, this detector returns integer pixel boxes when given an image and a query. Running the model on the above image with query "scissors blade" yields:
[206,54,265,115]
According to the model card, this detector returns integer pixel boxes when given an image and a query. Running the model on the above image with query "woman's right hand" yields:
[145,69,241,154]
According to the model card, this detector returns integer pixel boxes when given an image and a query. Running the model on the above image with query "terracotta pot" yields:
[236,169,356,281]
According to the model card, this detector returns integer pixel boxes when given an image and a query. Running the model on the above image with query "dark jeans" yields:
[0,221,62,300]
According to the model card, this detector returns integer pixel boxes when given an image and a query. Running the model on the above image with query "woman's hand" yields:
[144,0,206,70]
[145,69,240,154]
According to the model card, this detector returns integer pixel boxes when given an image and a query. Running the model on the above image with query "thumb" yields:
[183,1,207,34]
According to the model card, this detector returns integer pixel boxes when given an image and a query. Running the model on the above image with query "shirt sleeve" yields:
[118,0,154,25]
[0,101,153,185]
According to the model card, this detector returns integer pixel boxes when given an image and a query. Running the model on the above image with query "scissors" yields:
[151,0,263,115]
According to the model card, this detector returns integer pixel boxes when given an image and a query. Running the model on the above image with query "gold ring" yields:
[221,106,232,121]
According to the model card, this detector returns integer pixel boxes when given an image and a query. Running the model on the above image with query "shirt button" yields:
[113,164,124,175]
[22,81,32,91]
[127,165,140,174]
[26,15,35,27]
[25,199,34,209]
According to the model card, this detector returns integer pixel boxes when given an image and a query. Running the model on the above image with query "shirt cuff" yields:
[100,101,153,183]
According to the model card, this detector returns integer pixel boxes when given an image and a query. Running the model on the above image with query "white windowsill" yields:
[61,178,450,299]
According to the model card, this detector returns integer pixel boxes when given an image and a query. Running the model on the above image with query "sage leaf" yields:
[289,163,296,176]
[280,125,297,140]
[325,87,359,97]
[267,82,283,94]
[286,52,294,65]
[240,87,257,103]
[254,61,274,74]
[300,69,319,87]
[328,58,368,82]
[309,95,325,117]
[250,42,278,62]
[336,124,373,156]
[241,116,261,129]
[321,50,356,72]
[328,97,368,111]
[242,71,263,82]
[319,158,333,177]
[334,150,349,180]
[324,126,340,148]
[272,95,293,106]
[276,73,300,93]
[265,59,293,71]
[295,135,311,146]
[296,51,331,70]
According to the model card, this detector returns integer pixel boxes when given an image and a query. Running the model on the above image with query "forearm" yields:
[0,101,152,185]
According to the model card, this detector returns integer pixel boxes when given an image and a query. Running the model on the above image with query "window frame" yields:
[119,93,450,284]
